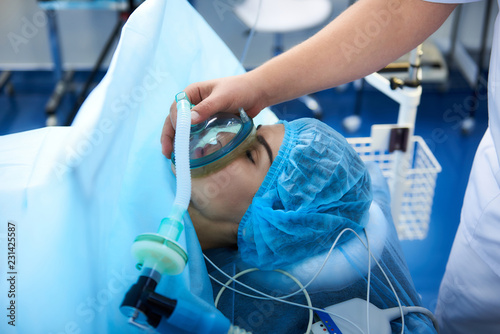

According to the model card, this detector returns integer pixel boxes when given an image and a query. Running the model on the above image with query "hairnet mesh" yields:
[238,118,372,269]
[206,162,436,333]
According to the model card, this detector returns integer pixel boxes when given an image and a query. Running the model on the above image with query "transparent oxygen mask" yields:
[172,109,256,177]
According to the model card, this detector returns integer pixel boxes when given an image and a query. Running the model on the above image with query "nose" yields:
[193,147,204,159]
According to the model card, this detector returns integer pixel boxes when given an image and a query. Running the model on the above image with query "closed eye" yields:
[256,135,273,165]
[246,150,255,164]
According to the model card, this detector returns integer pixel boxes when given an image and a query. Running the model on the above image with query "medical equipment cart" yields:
[347,46,442,240]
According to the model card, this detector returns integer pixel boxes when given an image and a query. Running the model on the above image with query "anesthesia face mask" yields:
[172,109,257,177]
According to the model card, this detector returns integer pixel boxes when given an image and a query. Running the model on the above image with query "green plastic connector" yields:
[175,91,195,108]
[131,233,188,276]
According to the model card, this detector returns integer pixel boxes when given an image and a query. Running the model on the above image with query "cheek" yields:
[212,172,255,212]
[191,179,217,211]
[190,162,259,221]
[191,173,235,213]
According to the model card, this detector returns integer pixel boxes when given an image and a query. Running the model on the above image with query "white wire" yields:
[214,268,256,307]
[205,227,353,302]
[204,227,407,334]
[214,268,314,334]
[217,228,366,299]
[205,230,357,332]
[208,272,365,334]
[205,228,382,302]
[238,0,263,65]
[366,233,372,334]
[404,306,439,333]
[366,243,405,334]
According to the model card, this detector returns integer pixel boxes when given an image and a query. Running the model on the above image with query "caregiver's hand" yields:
[161,73,266,158]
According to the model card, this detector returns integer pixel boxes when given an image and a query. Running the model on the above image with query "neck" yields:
[188,206,239,250]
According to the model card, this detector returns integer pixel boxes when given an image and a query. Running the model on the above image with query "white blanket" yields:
[0,0,276,333]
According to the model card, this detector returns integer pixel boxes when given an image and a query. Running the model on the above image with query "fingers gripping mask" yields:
[238,119,372,270]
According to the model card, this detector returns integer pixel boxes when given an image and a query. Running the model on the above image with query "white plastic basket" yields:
[347,136,442,240]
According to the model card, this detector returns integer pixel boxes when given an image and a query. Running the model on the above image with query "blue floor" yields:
[0,68,489,312]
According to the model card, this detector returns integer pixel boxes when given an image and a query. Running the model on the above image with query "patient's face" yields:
[190,124,285,224]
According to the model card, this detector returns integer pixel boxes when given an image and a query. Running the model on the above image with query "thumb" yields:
[190,109,202,124]
[190,97,225,124]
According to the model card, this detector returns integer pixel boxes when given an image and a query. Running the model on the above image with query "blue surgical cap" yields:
[238,118,372,270]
